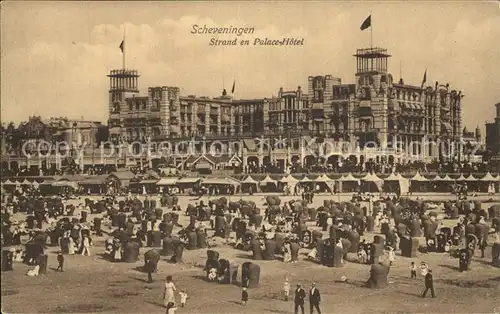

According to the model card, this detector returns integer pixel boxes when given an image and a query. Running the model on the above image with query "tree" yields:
[95,126,110,147]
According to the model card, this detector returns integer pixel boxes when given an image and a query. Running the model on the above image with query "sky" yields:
[1,1,499,133]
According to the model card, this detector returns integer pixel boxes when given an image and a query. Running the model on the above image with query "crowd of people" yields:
[245,158,495,176]
[1,171,499,313]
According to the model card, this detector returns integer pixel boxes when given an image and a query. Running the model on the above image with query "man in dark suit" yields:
[309,283,321,314]
[422,269,436,298]
[294,284,306,314]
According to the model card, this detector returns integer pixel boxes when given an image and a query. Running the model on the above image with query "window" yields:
[142,101,146,110]
[128,102,133,110]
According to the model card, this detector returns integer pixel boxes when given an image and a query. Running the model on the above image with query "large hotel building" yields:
[106,46,464,170]
[2,46,466,172]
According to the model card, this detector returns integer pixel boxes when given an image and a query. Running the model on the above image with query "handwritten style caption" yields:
[190,24,305,46]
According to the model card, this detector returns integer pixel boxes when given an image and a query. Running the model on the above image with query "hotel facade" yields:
[106,46,464,170]
[1,46,466,172]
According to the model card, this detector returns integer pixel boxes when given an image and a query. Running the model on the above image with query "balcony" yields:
[126,111,148,119]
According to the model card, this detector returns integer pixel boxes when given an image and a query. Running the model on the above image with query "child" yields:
[420,261,429,277]
[358,246,367,264]
[241,287,248,306]
[56,252,64,272]
[179,290,188,307]
[410,261,417,279]
[388,247,395,266]
[283,278,290,301]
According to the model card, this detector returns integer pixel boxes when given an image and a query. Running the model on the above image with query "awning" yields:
[79,179,106,185]
[177,177,201,184]
[140,179,159,184]
[221,114,230,122]
[52,181,79,189]
[312,103,323,110]
[156,178,177,185]
[202,178,230,185]
[109,127,121,135]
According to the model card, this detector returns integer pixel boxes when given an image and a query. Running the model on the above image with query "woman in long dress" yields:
[68,237,75,255]
[163,276,177,307]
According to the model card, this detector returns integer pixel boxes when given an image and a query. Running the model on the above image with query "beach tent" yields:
[464,174,477,182]
[339,173,360,182]
[455,174,467,181]
[300,176,312,183]
[361,173,383,192]
[480,172,499,182]
[410,172,429,182]
[436,175,454,182]
[313,174,333,182]
[259,175,277,185]
[361,173,383,182]
[281,175,299,183]
[241,176,258,184]
[384,173,410,194]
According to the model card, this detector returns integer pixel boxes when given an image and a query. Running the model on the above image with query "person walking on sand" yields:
[163,276,177,307]
[309,282,321,314]
[283,277,291,301]
[294,284,306,314]
[165,302,177,314]
[241,287,248,306]
[410,261,417,279]
[422,270,436,298]
[56,252,64,272]
[179,290,188,307]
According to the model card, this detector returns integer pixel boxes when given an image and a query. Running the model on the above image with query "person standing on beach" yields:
[163,276,177,307]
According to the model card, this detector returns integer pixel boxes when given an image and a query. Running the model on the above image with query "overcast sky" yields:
[1,1,499,133]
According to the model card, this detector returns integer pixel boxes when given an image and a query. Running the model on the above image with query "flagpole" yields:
[123,27,126,70]
[370,14,373,49]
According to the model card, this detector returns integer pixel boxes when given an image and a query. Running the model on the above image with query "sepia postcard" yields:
[1,1,499,314]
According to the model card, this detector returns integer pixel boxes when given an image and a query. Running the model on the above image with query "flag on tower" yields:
[421,69,427,87]
[119,40,124,53]
[360,15,371,31]
[231,80,235,94]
